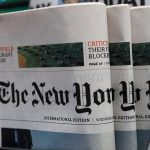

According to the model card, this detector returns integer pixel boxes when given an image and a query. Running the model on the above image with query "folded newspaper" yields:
[0,3,116,150]
[107,4,137,150]
[131,6,150,150]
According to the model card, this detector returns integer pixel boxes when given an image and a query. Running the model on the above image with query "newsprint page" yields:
[107,4,137,150]
[30,0,150,7]
[0,3,116,150]
[98,0,150,6]
[131,6,150,150]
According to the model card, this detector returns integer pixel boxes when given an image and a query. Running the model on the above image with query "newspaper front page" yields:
[107,4,137,150]
[131,6,150,150]
[0,3,116,150]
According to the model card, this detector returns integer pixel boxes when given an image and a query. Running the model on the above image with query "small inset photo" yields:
[18,42,84,68]
[109,42,131,66]
[132,43,150,66]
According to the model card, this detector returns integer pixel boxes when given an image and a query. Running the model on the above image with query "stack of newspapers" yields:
[0,3,149,150]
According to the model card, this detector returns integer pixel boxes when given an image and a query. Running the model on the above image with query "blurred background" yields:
[0,0,30,13]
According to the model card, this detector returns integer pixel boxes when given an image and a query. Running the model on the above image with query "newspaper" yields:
[29,0,150,7]
[0,3,116,150]
[29,0,60,8]
[29,0,86,7]
[98,0,150,6]
[107,4,137,150]
[131,6,150,150]
[58,0,150,6]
